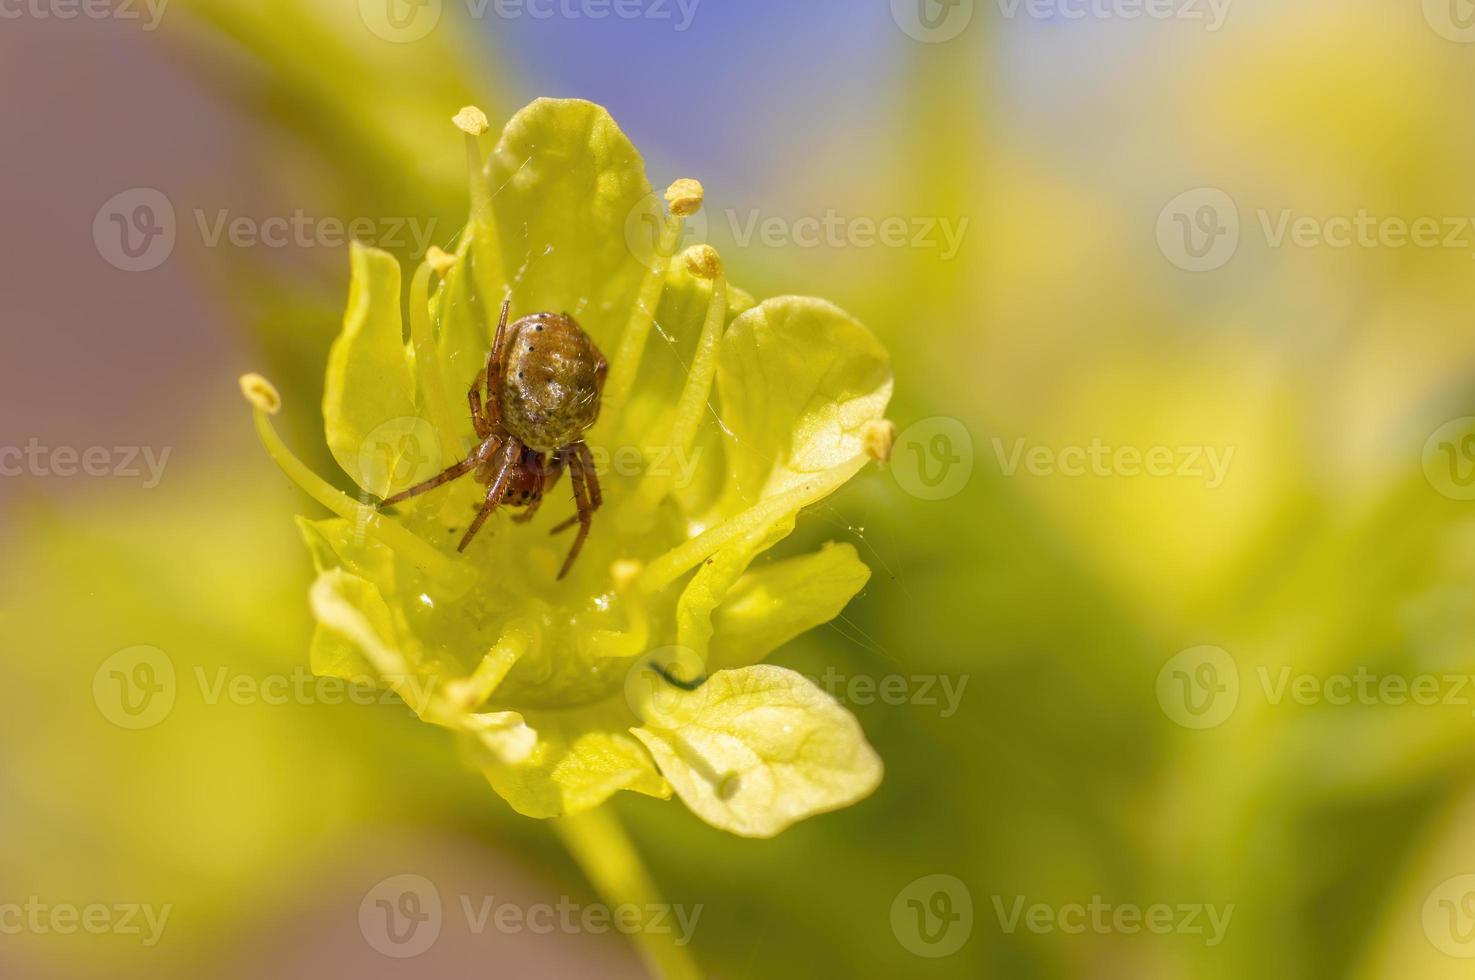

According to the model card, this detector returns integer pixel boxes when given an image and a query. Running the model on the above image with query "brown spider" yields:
[380,301,607,579]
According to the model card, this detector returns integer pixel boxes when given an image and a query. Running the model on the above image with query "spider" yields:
[380,301,607,579]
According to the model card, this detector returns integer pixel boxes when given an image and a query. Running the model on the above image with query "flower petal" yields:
[307,568,438,716]
[676,514,795,663]
[323,242,419,497]
[709,542,872,672]
[478,698,671,819]
[465,711,538,767]
[631,665,883,838]
[714,297,893,511]
[487,98,653,353]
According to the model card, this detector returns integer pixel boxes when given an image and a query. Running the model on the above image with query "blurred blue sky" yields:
[475,1,923,191]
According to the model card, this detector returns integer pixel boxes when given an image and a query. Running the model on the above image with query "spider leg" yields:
[458,438,519,552]
[549,442,600,533]
[468,375,490,439]
[380,436,500,507]
[513,451,562,524]
[574,441,602,511]
[555,448,594,580]
[484,300,511,429]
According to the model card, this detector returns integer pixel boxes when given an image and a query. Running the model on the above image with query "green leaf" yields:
[631,665,883,838]
[478,697,671,819]
[710,542,872,671]
[486,98,653,354]
[714,297,893,511]
[323,242,419,497]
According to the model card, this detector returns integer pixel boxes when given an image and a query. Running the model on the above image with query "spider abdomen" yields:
[500,312,606,453]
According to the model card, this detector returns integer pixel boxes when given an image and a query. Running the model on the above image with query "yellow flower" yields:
[242,98,894,838]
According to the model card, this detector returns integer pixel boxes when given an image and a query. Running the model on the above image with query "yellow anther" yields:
[682,244,723,281]
[664,178,705,217]
[453,105,490,136]
[863,419,897,463]
[239,373,281,415]
[426,245,458,276]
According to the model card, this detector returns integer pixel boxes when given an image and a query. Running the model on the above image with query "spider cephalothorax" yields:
[379,302,607,578]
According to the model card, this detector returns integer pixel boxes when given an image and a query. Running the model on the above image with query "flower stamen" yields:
[639,454,872,593]
[240,374,466,587]
[408,258,465,467]
[598,178,705,437]
[443,616,537,712]
[460,106,503,342]
[629,244,727,515]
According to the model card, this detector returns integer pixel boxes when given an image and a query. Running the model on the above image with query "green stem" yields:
[554,806,703,980]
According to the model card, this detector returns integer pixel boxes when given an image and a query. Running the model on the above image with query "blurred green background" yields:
[5,0,1475,977]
